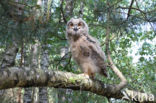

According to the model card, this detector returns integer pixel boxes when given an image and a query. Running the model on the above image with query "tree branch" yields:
[0,67,155,103]
[60,0,67,23]
[105,3,128,91]
[118,6,146,14]
[127,0,135,19]
[105,26,127,93]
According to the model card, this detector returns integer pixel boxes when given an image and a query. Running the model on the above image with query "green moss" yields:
[69,77,77,83]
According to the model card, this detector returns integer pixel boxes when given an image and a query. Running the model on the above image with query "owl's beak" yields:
[73,27,78,32]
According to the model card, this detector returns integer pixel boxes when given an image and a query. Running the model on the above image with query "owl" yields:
[66,18,107,78]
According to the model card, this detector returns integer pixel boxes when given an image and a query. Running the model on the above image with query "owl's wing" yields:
[87,35,106,60]
[87,35,108,77]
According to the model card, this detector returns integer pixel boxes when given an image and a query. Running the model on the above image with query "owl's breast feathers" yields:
[70,36,91,59]
[71,35,107,77]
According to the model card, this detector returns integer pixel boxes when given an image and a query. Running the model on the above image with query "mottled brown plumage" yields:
[66,18,107,78]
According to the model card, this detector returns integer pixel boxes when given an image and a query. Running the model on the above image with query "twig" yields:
[60,0,67,23]
[127,0,135,19]
[56,51,70,66]
[64,54,72,70]
[79,1,84,18]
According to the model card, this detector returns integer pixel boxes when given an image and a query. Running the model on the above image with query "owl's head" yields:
[66,18,89,38]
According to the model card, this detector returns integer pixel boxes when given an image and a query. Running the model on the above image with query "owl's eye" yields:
[69,23,73,27]
[78,22,82,27]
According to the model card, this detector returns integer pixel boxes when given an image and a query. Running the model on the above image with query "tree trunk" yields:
[24,41,40,103]
[0,34,18,103]
[39,44,49,103]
